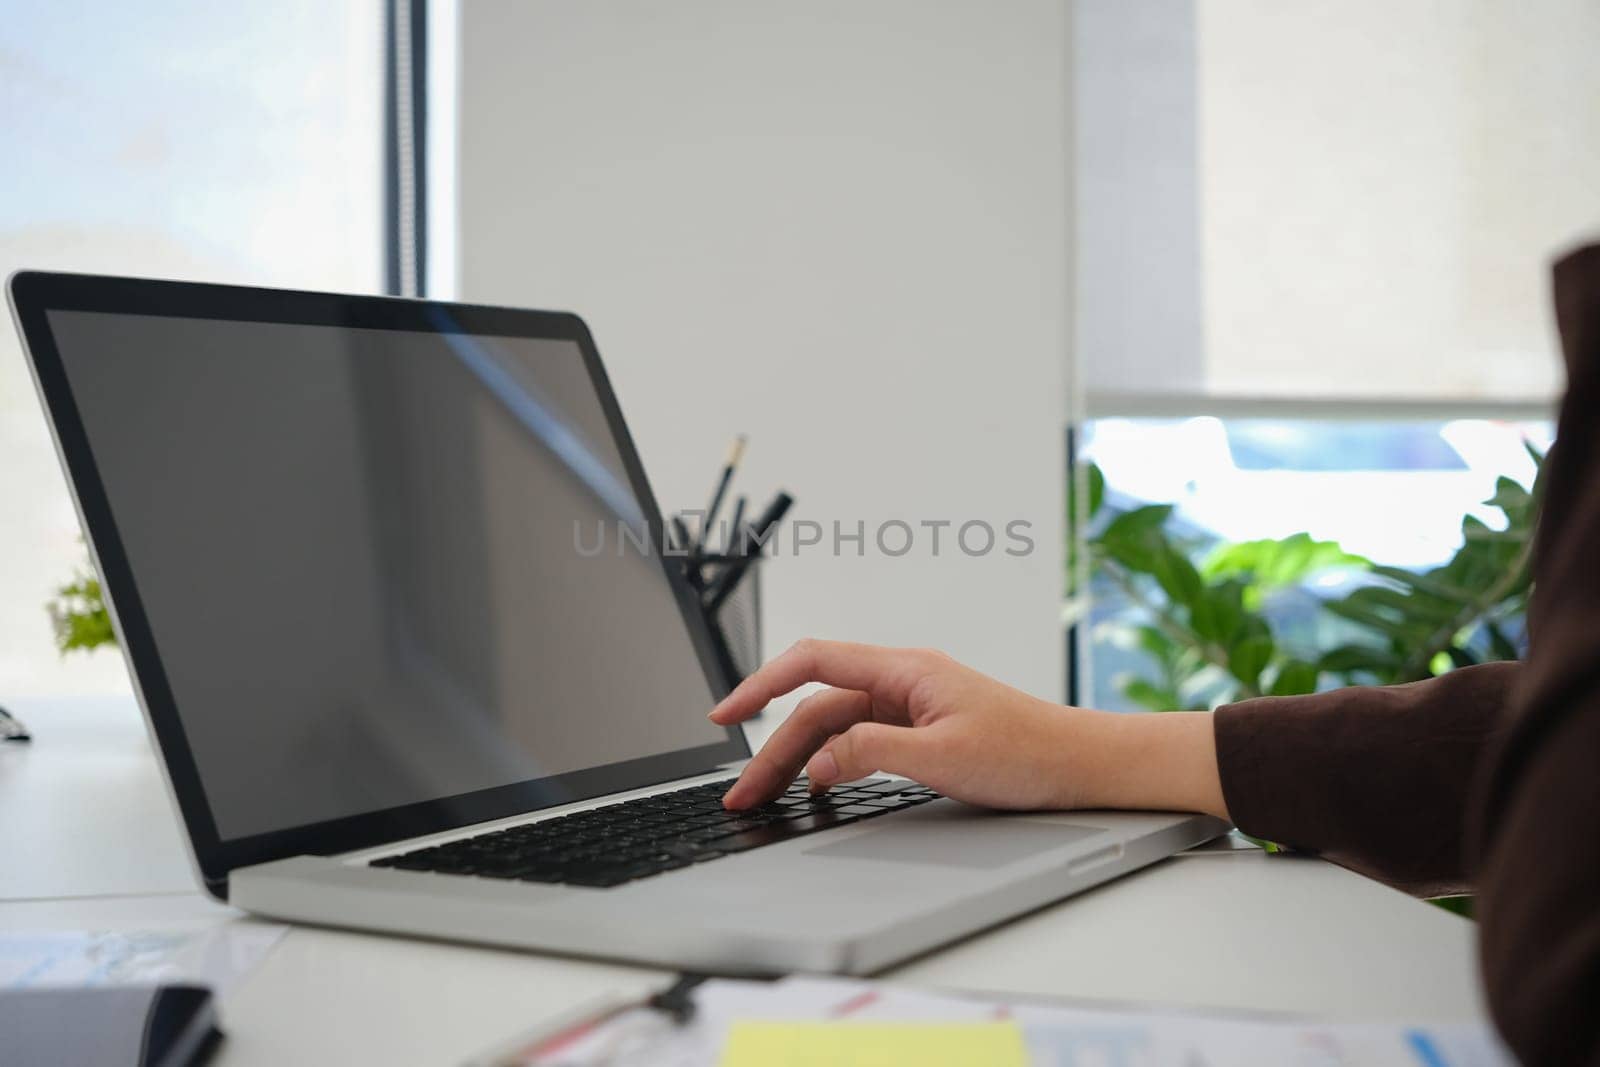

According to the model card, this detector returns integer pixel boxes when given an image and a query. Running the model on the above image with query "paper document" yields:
[0,921,286,995]
[470,974,1512,1067]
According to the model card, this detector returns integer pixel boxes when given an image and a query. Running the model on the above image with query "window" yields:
[1078,414,1554,712]
[1,1,384,698]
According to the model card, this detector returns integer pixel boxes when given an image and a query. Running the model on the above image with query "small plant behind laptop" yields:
[47,558,114,654]
[1081,444,1543,712]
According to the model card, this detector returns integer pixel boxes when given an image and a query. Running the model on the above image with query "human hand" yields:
[711,639,1227,818]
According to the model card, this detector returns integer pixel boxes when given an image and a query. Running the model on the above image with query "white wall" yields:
[455,0,1069,701]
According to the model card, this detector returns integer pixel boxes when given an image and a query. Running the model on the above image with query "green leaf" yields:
[1101,503,1173,540]
[1368,565,1474,604]
[1430,895,1475,918]
[1461,515,1522,544]
[1190,580,1247,645]
[1150,544,1204,612]
[1484,620,1518,661]
[1086,463,1105,519]
[1098,505,1171,550]
[1525,440,1549,511]
[1202,533,1367,589]
[1226,635,1275,689]
[1120,678,1179,711]
[1485,476,1530,516]
[1270,660,1320,696]
[1324,587,1440,640]
[1133,624,1177,662]
[1317,643,1403,675]
[1362,584,1460,626]
[1323,601,1411,640]
[1095,504,1176,574]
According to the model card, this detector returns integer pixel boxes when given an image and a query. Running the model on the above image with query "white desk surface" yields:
[1,696,1487,1066]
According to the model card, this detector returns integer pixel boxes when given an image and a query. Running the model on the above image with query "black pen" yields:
[706,491,793,610]
[726,494,747,556]
[697,435,747,555]
[671,515,695,560]
[739,491,792,555]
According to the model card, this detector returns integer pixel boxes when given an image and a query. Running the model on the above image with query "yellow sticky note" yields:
[717,1021,1029,1067]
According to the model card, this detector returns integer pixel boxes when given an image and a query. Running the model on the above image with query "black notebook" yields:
[0,984,222,1067]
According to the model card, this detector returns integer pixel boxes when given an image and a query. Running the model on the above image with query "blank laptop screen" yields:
[48,309,731,841]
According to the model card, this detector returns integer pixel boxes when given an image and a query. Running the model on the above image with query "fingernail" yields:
[808,749,838,784]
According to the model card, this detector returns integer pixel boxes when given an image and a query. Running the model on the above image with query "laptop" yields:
[9,271,1227,975]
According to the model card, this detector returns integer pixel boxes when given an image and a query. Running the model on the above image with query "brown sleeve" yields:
[1469,243,1600,1067]
[1214,661,1518,897]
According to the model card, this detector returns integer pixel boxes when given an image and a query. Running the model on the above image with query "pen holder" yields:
[685,553,763,691]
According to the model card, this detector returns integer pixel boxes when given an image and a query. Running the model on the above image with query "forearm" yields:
[1215,662,1518,895]
[1055,661,1516,895]
[1068,709,1229,820]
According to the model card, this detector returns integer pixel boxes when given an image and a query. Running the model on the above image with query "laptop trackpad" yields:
[804,818,1103,869]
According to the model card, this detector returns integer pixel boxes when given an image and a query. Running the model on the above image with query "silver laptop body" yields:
[10,271,1226,976]
[236,793,1220,975]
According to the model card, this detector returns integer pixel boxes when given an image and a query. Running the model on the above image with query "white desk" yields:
[1,696,1487,1065]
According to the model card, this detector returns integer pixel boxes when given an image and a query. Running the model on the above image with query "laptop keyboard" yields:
[369,778,941,888]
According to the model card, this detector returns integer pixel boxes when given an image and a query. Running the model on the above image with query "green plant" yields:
[1314,464,1540,685]
[47,570,115,654]
[1085,447,1543,712]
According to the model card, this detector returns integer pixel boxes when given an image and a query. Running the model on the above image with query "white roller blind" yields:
[1077,0,1600,407]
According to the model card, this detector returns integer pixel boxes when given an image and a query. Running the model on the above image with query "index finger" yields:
[707,639,923,725]
[721,687,872,809]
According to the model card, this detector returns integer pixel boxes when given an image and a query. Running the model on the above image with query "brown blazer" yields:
[1214,243,1600,1065]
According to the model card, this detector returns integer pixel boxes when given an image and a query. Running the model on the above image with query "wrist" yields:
[1067,708,1229,819]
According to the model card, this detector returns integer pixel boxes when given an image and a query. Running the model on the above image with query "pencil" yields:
[698,434,747,554]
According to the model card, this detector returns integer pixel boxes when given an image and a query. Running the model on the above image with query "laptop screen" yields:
[46,307,735,843]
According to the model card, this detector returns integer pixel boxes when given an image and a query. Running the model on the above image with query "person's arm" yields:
[1214,662,1517,896]
[1470,243,1600,1066]
[712,642,1514,899]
